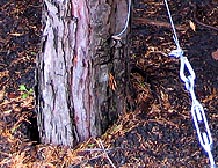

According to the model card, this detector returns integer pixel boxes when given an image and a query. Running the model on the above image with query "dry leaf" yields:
[189,20,196,31]
[211,50,218,60]
[9,33,24,37]
[109,73,117,91]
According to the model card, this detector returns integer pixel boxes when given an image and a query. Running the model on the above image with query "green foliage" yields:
[30,51,36,55]
[19,85,34,98]
[22,93,29,98]
[19,85,26,91]
[87,144,95,148]
[139,81,145,87]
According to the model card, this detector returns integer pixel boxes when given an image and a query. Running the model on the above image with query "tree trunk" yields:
[37,0,130,146]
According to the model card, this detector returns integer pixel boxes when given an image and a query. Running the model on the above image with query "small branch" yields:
[97,139,116,168]
[194,18,218,31]
[133,18,187,31]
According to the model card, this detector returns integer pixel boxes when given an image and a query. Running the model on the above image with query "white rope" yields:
[164,0,180,49]
[164,1,216,167]
[111,0,131,39]
[98,139,116,168]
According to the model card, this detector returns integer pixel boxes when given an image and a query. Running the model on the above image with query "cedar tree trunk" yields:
[37,0,130,146]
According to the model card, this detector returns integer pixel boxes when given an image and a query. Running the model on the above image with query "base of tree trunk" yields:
[37,0,130,146]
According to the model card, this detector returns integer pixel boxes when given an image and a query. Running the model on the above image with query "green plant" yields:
[19,85,34,98]
[87,144,95,148]
[139,81,145,87]
[30,51,36,55]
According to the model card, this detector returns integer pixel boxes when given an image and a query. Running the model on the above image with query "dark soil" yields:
[0,0,218,167]
[129,0,218,167]
[0,0,42,162]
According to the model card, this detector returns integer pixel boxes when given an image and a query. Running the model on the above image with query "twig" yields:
[134,18,187,31]
[76,148,111,152]
[194,18,218,31]
[193,4,218,31]
[69,152,110,168]
[0,152,12,157]
[97,139,116,168]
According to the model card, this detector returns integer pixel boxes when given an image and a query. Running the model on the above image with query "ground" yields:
[0,0,218,168]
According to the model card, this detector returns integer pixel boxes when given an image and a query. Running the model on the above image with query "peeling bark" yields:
[37,0,77,146]
[37,0,129,146]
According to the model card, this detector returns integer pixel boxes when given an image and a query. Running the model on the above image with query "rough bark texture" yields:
[37,0,76,146]
[37,0,129,146]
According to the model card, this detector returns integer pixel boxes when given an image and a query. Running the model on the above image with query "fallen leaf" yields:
[19,85,27,91]
[211,50,218,60]
[189,20,196,31]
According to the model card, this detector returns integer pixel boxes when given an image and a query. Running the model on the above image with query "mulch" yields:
[0,0,41,163]
[0,0,218,168]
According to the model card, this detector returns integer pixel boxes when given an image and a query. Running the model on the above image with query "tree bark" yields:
[37,0,129,146]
